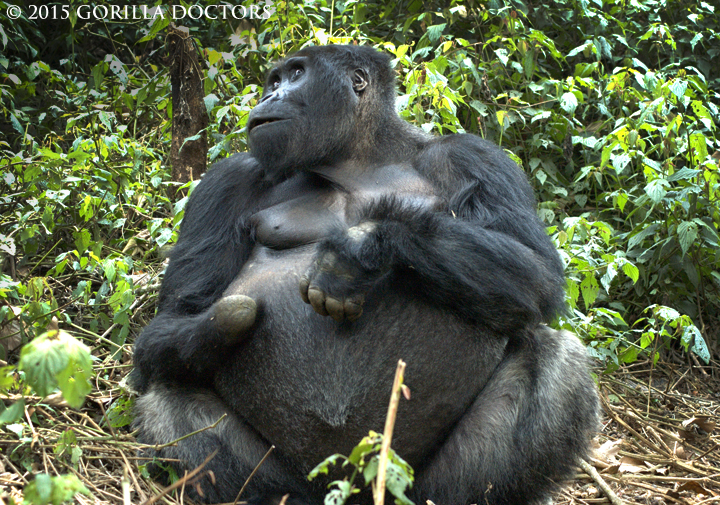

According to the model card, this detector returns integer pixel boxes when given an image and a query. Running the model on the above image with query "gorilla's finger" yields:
[299,276,311,304]
[307,287,329,316]
[344,297,364,322]
[325,297,345,322]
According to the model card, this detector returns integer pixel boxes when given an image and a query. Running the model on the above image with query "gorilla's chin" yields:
[248,125,297,175]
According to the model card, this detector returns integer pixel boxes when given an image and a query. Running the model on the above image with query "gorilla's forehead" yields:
[275,44,390,69]
[293,44,351,58]
[268,44,394,87]
[269,56,308,73]
[273,45,343,69]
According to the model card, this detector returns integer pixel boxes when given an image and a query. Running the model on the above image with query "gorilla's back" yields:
[214,243,509,471]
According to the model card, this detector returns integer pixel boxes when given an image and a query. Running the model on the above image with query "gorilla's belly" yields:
[215,245,507,470]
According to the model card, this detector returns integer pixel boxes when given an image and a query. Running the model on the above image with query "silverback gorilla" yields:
[132,45,599,504]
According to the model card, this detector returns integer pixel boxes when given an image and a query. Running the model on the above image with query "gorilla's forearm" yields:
[382,212,564,331]
[320,200,564,332]
[131,294,257,392]
[156,154,270,314]
[132,310,228,391]
[132,242,251,393]
[131,155,268,392]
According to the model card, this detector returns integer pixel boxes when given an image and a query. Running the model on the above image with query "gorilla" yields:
[132,45,599,505]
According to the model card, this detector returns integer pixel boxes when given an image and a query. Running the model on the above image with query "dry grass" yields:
[1,350,718,505]
[562,358,720,505]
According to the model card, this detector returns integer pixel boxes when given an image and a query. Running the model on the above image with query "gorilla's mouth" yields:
[248,117,287,132]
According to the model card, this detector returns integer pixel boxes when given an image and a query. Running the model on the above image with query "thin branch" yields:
[579,458,625,505]
[375,359,406,505]
[140,449,219,505]
[149,413,227,451]
[233,445,276,505]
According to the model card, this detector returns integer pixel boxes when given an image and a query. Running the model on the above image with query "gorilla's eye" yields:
[352,69,368,92]
[290,67,304,81]
[270,78,280,91]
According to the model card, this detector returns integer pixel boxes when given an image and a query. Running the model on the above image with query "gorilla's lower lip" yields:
[248,118,289,132]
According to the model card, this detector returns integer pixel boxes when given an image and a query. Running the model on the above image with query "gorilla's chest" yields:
[226,169,436,299]
[223,185,347,301]
[248,165,438,249]
[251,188,346,249]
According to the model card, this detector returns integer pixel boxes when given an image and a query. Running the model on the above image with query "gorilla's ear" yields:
[352,69,369,93]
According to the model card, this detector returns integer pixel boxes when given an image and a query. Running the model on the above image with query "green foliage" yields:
[54,429,83,468]
[22,473,90,505]
[309,431,414,505]
[19,330,93,408]
[105,394,135,429]
[0,397,25,425]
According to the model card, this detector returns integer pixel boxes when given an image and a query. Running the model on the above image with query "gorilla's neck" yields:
[346,114,429,166]
[309,116,430,191]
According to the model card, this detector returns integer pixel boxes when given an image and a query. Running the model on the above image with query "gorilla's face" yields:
[247,51,362,175]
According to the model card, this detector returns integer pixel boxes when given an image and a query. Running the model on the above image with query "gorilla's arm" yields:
[301,134,566,333]
[132,154,269,392]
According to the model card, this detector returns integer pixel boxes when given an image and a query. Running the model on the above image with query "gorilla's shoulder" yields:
[189,153,262,195]
[415,133,529,192]
[419,133,517,164]
[205,152,261,180]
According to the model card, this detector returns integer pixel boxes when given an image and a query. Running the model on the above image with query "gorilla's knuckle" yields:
[347,221,377,241]
[307,287,328,316]
[344,299,363,322]
[298,276,310,304]
[325,297,345,322]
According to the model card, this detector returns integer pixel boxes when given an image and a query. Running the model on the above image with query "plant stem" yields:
[375,359,406,505]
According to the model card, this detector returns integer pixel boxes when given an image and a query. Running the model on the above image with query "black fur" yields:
[132,45,599,504]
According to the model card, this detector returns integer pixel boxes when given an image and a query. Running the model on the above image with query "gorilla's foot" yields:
[212,295,257,343]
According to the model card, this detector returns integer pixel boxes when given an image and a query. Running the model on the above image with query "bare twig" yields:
[150,413,227,451]
[233,445,276,505]
[375,359,406,505]
[599,475,690,505]
[120,448,148,502]
[579,458,625,505]
[122,466,132,505]
[140,449,219,505]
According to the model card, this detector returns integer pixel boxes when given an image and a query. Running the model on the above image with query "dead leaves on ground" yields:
[565,361,720,505]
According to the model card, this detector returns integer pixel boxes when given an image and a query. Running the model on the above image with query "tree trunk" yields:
[168,24,207,196]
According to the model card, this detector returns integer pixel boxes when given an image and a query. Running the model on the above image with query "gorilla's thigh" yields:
[134,384,305,502]
[413,328,598,505]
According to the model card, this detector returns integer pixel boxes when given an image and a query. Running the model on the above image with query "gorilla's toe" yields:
[212,295,257,343]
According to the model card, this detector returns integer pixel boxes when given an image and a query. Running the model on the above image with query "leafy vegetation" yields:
[309,432,414,505]
[0,0,719,502]
[22,474,90,505]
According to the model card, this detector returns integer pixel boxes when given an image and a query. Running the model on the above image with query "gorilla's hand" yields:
[299,251,367,322]
[210,294,257,344]
[299,222,391,322]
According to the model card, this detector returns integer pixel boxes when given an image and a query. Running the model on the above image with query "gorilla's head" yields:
[247,45,398,174]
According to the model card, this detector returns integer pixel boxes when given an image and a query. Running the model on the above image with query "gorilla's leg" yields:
[413,328,599,505]
[134,384,310,504]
